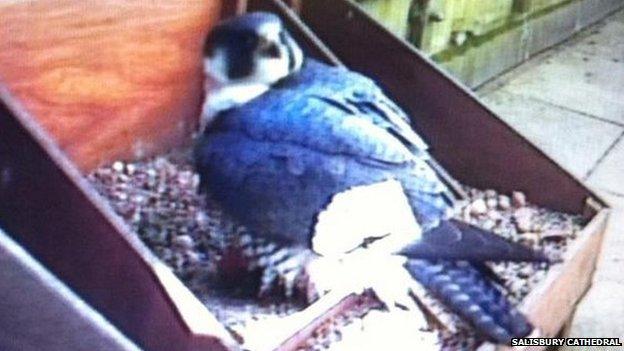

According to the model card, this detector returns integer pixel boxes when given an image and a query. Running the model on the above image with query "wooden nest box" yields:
[0,0,610,350]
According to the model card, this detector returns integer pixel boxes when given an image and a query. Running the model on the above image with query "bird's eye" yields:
[263,42,281,58]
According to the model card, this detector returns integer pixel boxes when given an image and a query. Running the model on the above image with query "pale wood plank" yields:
[0,0,221,171]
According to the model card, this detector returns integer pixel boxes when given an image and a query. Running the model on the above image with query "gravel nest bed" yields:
[87,149,303,331]
[88,151,584,350]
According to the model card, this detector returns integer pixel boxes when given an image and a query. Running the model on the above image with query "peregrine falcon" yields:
[195,12,546,344]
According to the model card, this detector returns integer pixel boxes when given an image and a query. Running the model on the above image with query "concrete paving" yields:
[475,8,624,342]
[587,140,624,197]
[481,90,622,178]
[478,8,624,197]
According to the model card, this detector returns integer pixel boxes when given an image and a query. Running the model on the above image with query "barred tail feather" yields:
[405,259,533,344]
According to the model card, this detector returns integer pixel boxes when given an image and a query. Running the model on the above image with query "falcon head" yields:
[203,12,304,86]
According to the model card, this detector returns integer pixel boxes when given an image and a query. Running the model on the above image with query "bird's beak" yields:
[258,36,272,50]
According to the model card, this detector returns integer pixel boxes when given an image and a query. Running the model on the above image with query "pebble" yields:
[512,191,527,208]
[532,270,546,282]
[517,265,533,278]
[487,210,502,222]
[173,234,195,249]
[485,198,498,209]
[513,208,534,233]
[490,264,505,276]
[196,212,209,227]
[484,189,498,199]
[481,219,496,231]
[469,199,488,216]
[461,208,472,222]
[518,232,539,247]
[161,248,173,261]
[497,195,511,210]
[112,161,124,172]
[186,251,202,264]
[132,194,145,203]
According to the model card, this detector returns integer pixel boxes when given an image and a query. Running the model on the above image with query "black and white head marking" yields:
[200,12,304,131]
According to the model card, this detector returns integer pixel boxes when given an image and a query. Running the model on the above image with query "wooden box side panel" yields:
[0,92,235,351]
[0,229,141,351]
[0,0,221,172]
[520,210,609,339]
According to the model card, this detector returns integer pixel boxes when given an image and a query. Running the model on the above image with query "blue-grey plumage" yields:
[197,58,546,261]
[195,12,546,344]
[196,58,451,243]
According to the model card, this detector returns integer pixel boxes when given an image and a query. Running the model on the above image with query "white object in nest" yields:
[312,179,422,257]
[199,78,270,132]
[241,181,435,351]
[309,180,428,313]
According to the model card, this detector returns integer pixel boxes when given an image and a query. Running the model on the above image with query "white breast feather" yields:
[200,80,269,132]
[312,179,422,257]
[309,180,429,313]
